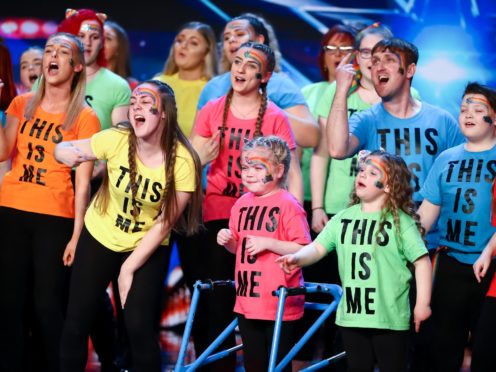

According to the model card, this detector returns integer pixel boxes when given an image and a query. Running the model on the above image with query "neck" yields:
[86,64,101,81]
[359,75,375,91]
[41,84,71,112]
[178,66,204,81]
[382,88,419,118]
[360,195,386,213]
[465,135,496,152]
[232,90,261,105]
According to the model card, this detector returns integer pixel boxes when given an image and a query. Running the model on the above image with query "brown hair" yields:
[94,80,202,235]
[24,33,87,131]
[350,150,425,246]
[104,21,133,79]
[218,42,275,152]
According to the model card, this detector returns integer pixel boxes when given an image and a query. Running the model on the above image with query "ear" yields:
[274,163,284,180]
[261,71,272,84]
[96,12,108,23]
[384,183,390,194]
[65,8,77,19]
[255,34,265,44]
[74,63,84,73]
[406,63,416,79]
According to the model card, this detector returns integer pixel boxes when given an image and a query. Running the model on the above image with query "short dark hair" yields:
[463,82,496,111]
[372,37,419,66]
[232,14,270,46]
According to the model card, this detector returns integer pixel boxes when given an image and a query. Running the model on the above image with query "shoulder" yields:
[420,102,455,120]
[99,68,132,90]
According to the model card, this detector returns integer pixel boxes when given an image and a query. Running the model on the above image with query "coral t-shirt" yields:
[194,95,296,222]
[229,190,311,321]
[0,93,100,218]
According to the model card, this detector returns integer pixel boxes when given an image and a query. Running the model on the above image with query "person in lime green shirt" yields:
[155,21,218,137]
[278,150,432,372]
[55,80,203,372]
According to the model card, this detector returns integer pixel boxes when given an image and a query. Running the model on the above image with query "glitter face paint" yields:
[79,22,101,34]
[245,155,274,183]
[242,48,267,74]
[134,86,160,115]
[465,96,491,109]
[46,36,78,60]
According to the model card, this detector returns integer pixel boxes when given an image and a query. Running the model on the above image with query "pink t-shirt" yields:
[194,95,296,222]
[229,189,311,321]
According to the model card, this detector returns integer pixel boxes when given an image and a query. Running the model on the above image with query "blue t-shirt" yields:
[197,71,307,110]
[420,143,496,264]
[350,101,464,203]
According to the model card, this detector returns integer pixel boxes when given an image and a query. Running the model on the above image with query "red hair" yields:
[57,8,107,67]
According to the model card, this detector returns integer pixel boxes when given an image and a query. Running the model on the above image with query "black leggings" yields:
[471,295,496,372]
[340,326,409,372]
[237,314,297,372]
[60,226,170,372]
[0,207,73,372]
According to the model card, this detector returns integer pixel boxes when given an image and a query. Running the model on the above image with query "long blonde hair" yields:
[24,32,87,131]
[162,22,218,80]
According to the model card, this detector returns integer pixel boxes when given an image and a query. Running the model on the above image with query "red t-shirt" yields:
[1,93,100,218]
[229,189,311,321]
[194,95,296,222]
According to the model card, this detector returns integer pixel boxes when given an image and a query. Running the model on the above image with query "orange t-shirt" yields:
[0,93,100,218]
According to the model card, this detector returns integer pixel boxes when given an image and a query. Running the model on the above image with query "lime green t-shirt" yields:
[301,81,330,202]
[84,129,196,252]
[315,204,427,330]
[154,73,207,137]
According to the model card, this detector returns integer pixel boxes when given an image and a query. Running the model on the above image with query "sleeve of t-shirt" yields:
[314,83,336,119]
[400,218,428,263]
[76,108,101,139]
[90,128,126,160]
[173,144,197,192]
[272,107,296,150]
[112,78,132,108]
[193,101,215,138]
[282,203,312,245]
[5,95,27,121]
[267,73,307,109]
[315,213,340,253]
[419,152,444,206]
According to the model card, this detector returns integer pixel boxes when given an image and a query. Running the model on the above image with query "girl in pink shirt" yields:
[187,42,303,370]
[218,136,311,371]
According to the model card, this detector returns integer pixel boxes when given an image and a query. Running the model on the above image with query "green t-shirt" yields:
[315,204,427,330]
[301,82,330,202]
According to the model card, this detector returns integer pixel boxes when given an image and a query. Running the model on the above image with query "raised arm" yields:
[284,104,320,148]
[118,190,192,306]
[276,241,328,273]
[287,149,304,205]
[326,54,360,159]
[54,138,97,167]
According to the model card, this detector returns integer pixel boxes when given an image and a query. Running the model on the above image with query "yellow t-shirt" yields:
[84,128,196,252]
[154,73,207,136]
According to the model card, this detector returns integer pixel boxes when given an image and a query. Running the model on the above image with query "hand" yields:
[217,228,234,246]
[311,208,328,233]
[245,235,268,256]
[118,266,134,308]
[55,144,95,167]
[335,53,356,94]
[413,303,431,333]
[197,131,220,165]
[275,254,299,274]
[62,238,77,266]
[473,249,492,283]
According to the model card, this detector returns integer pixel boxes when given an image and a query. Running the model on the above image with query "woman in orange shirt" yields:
[0,32,100,372]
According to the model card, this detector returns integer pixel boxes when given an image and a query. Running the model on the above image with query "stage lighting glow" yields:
[417,57,467,84]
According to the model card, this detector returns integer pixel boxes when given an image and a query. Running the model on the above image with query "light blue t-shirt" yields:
[350,101,464,203]
[197,71,307,110]
[420,143,496,264]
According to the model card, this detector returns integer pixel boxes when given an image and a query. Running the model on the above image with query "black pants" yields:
[237,314,297,372]
[176,219,236,371]
[429,252,494,372]
[0,207,73,372]
[60,226,170,372]
[340,327,409,372]
[471,295,496,372]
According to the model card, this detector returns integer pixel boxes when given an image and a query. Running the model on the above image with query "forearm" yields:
[414,255,432,307]
[224,240,237,254]
[310,131,329,210]
[326,89,352,159]
[284,105,320,148]
[288,151,303,204]
[483,232,496,257]
[71,162,94,242]
[293,242,328,268]
[262,237,304,255]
